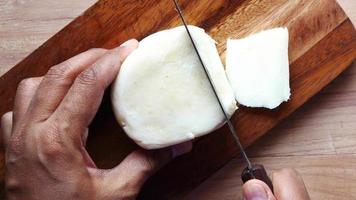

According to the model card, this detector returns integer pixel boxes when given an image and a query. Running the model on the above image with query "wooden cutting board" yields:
[0,0,355,198]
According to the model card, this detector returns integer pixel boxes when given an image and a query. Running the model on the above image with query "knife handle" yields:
[241,164,274,193]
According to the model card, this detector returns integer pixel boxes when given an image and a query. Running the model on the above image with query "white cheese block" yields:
[226,27,290,109]
[111,25,237,149]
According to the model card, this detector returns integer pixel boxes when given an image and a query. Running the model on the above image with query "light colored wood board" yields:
[0,0,352,77]
[246,64,356,157]
[186,155,356,200]
[209,0,347,63]
[0,0,97,76]
[183,62,356,199]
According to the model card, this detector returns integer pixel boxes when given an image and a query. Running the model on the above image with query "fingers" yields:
[29,48,108,122]
[97,141,192,199]
[50,39,138,140]
[97,148,171,198]
[242,179,276,200]
[1,112,13,148]
[13,77,42,124]
[272,168,310,200]
[242,168,310,200]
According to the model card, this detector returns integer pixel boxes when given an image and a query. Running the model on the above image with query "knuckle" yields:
[46,60,73,81]
[7,140,20,155]
[0,114,8,148]
[7,134,25,157]
[17,78,36,92]
[18,78,32,87]
[42,144,62,158]
[38,134,63,158]
[37,125,64,158]
[1,111,12,124]
[77,67,98,86]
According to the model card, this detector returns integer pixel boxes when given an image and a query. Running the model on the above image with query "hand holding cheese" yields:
[112,26,290,149]
[1,41,192,200]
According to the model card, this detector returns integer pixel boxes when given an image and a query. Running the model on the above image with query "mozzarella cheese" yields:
[226,27,290,109]
[111,25,237,149]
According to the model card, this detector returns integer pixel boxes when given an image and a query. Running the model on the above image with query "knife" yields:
[172,0,273,191]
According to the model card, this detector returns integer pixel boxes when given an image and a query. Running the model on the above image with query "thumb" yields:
[97,142,192,198]
[243,179,276,200]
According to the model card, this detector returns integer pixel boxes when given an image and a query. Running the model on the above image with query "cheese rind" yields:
[111,25,237,149]
[226,27,290,109]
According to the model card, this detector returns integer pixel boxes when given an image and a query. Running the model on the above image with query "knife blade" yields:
[172,0,273,191]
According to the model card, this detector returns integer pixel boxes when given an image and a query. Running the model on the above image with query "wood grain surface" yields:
[0,0,355,199]
[0,0,97,76]
[188,64,356,200]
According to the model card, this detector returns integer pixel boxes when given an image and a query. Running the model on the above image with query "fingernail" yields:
[120,39,137,47]
[171,141,193,158]
[243,183,268,200]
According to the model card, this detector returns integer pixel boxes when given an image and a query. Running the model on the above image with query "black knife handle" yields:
[241,164,274,193]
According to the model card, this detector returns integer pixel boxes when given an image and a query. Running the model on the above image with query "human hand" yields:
[1,39,192,200]
[242,168,310,200]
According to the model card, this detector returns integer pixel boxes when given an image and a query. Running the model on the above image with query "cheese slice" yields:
[111,25,237,149]
[226,27,290,109]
